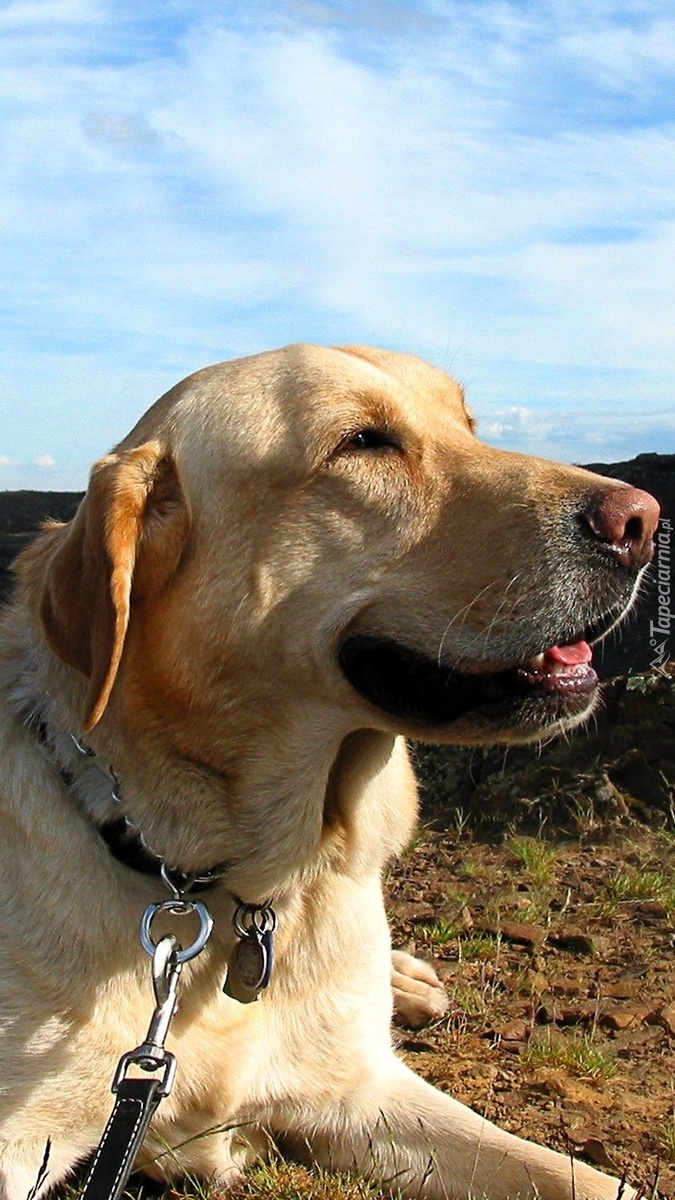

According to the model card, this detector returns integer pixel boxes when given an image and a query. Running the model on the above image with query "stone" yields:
[477,919,547,949]
[658,1002,675,1037]
[598,980,638,1000]
[492,1018,529,1042]
[599,1004,651,1032]
[549,928,597,955]
[549,973,587,997]
[567,1127,617,1170]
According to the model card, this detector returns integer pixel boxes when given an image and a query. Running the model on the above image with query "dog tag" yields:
[223,902,276,1004]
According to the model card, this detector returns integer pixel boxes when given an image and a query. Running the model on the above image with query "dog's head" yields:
[34,344,658,750]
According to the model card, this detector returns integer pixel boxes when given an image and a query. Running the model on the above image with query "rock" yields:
[476,919,547,949]
[658,1002,675,1037]
[399,1037,437,1053]
[608,750,672,811]
[637,900,668,919]
[559,1000,603,1026]
[614,1025,665,1054]
[455,905,474,932]
[566,1127,617,1170]
[549,928,597,955]
[549,973,587,997]
[591,772,629,815]
[599,1004,651,1032]
[523,970,550,997]
[588,935,612,958]
[537,998,599,1026]
[392,902,438,925]
[491,1018,529,1042]
[597,980,638,1000]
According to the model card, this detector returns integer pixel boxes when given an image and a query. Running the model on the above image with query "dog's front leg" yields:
[285,1057,632,1200]
[0,1137,78,1200]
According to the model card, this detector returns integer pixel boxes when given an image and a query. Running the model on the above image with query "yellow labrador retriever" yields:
[0,344,659,1199]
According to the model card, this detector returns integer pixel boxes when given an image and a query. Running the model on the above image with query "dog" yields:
[0,343,659,1199]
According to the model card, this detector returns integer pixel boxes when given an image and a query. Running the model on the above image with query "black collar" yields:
[97,816,226,894]
[37,721,227,894]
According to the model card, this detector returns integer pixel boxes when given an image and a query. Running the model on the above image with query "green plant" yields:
[457,934,497,962]
[419,917,461,946]
[507,835,557,887]
[603,867,675,917]
[227,1158,389,1200]
[661,1115,675,1164]
[450,805,472,837]
[521,1030,617,1082]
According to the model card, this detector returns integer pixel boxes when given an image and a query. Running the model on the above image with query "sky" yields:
[1,0,675,490]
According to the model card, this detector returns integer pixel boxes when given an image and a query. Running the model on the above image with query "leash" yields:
[79,887,213,1200]
[76,879,278,1200]
[28,721,280,1196]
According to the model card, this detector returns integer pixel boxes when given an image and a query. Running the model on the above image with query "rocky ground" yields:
[390,666,675,1198]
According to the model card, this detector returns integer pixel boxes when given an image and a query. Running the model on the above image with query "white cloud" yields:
[82,114,161,148]
[0,456,11,468]
[479,399,675,465]
[0,0,102,28]
[32,454,55,468]
[0,0,674,487]
[563,19,675,88]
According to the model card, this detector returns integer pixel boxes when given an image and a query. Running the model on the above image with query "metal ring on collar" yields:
[140,899,214,963]
[233,901,277,939]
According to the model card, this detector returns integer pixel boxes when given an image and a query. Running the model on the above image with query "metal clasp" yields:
[112,888,214,1099]
[113,935,181,1097]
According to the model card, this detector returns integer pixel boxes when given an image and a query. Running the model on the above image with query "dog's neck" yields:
[14,618,405,901]
[33,716,229,892]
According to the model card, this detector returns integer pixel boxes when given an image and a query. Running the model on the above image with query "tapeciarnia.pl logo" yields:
[649,517,672,674]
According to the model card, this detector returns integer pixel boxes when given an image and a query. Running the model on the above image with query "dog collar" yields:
[37,722,228,893]
[31,712,278,1015]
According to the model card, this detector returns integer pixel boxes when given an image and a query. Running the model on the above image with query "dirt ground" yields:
[389,667,675,1198]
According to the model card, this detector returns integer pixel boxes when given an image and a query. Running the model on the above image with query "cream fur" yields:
[0,343,645,1200]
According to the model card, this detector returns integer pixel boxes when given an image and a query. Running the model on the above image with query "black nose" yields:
[580,485,660,571]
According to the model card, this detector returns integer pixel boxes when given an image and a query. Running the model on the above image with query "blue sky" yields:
[1,0,675,489]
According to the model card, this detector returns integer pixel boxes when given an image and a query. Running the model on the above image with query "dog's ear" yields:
[40,442,190,731]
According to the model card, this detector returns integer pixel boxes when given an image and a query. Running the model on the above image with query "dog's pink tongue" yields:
[545,641,593,666]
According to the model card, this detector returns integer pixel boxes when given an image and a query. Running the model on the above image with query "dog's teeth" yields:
[527,652,546,670]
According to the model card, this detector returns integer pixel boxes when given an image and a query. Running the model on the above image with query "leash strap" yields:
[79,896,215,1200]
[79,1078,162,1200]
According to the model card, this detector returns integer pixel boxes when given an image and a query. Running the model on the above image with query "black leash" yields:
[79,1079,163,1200]
[79,901,212,1200]
[75,879,278,1200]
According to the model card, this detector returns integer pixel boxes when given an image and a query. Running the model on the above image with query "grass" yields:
[457,934,497,962]
[506,835,557,887]
[419,917,461,945]
[602,866,675,917]
[521,1029,617,1083]
[661,1116,675,1164]
[418,891,472,947]
[221,1159,389,1200]
[61,1158,394,1200]
[419,920,501,963]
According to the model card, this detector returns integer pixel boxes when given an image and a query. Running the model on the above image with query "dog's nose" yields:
[580,485,660,571]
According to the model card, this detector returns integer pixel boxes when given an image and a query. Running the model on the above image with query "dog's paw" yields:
[391,949,449,1029]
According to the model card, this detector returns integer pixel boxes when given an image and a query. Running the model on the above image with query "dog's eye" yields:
[338,429,398,453]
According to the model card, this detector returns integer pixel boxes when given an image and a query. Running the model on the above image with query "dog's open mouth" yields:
[338,633,600,730]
